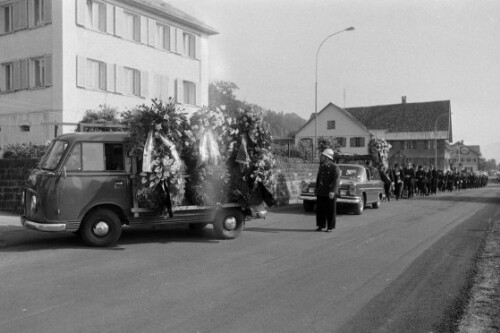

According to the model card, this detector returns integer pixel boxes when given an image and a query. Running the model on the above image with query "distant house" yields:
[293,102,372,155]
[294,98,453,169]
[346,98,452,169]
[448,142,481,172]
[0,0,217,152]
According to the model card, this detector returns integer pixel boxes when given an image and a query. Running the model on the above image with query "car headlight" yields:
[30,195,37,213]
[348,184,356,195]
[301,181,309,193]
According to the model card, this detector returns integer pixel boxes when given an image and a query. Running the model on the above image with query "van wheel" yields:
[303,200,315,212]
[80,209,122,247]
[213,209,244,239]
[189,223,208,230]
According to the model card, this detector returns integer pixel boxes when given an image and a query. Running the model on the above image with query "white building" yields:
[0,0,217,151]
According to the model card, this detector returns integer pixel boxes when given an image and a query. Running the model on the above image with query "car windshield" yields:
[39,140,68,170]
[339,165,363,180]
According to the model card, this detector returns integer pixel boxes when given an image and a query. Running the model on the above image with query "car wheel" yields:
[303,200,315,212]
[213,209,244,239]
[189,223,208,230]
[80,209,122,247]
[355,196,365,215]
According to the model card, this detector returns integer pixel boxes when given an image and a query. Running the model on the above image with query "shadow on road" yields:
[245,227,315,233]
[0,225,220,252]
[418,195,500,205]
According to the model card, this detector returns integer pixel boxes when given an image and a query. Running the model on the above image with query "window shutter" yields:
[106,62,115,92]
[20,59,28,89]
[176,29,183,54]
[350,137,355,147]
[13,61,21,90]
[140,71,148,97]
[140,15,147,44]
[76,55,86,87]
[43,55,52,86]
[169,27,176,52]
[14,0,28,31]
[115,65,123,93]
[175,79,183,103]
[105,3,114,34]
[195,35,201,60]
[43,0,51,23]
[114,6,123,37]
[75,0,86,26]
[147,18,156,46]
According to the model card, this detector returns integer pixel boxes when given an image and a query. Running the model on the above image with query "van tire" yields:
[80,209,122,247]
[213,209,244,239]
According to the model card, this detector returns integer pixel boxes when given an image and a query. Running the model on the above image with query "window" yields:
[104,144,124,171]
[66,143,82,171]
[183,32,195,58]
[337,137,346,147]
[82,143,105,171]
[86,59,106,90]
[86,0,106,32]
[34,0,44,26]
[20,125,30,132]
[2,4,13,33]
[406,141,416,150]
[3,62,14,91]
[124,67,140,96]
[327,120,335,130]
[30,58,45,88]
[183,81,196,105]
[157,24,170,51]
[350,137,365,148]
[124,12,140,42]
[67,143,124,171]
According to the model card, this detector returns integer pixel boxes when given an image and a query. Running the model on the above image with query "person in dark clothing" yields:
[379,165,393,202]
[315,148,340,232]
[430,165,438,195]
[391,163,404,200]
[403,161,416,198]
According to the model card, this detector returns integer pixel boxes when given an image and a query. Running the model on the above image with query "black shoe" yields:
[316,227,323,232]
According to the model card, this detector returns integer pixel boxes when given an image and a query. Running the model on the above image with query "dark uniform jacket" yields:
[315,160,340,197]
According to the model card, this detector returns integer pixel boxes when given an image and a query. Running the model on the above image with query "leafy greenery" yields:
[76,104,123,132]
[2,142,49,159]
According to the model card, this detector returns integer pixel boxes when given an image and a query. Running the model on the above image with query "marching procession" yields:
[380,162,489,201]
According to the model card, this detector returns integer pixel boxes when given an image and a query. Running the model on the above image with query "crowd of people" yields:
[379,161,489,201]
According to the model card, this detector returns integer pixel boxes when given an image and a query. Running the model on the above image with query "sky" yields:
[167,0,500,162]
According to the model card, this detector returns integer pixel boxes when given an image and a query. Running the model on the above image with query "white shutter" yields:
[0,8,4,34]
[76,56,86,88]
[13,61,21,90]
[195,83,200,106]
[106,63,115,92]
[176,28,183,55]
[140,15,147,44]
[43,0,51,23]
[140,71,148,97]
[147,18,156,46]
[195,35,201,60]
[14,0,28,31]
[114,6,124,37]
[43,55,52,86]
[28,0,35,27]
[169,27,176,52]
[175,79,183,103]
[105,4,114,34]
[75,0,86,26]
[115,65,124,93]
[20,59,29,89]
[0,66,5,91]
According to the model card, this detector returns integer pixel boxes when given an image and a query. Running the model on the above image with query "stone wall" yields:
[0,159,38,213]
[0,158,317,212]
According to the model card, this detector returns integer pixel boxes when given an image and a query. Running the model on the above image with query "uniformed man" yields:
[403,161,416,198]
[315,148,340,232]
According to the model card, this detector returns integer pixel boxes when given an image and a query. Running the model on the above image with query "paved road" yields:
[1,185,499,333]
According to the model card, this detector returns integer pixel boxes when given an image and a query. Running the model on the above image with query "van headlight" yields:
[30,195,37,213]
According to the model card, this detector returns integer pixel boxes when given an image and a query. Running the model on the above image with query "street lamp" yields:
[314,26,355,160]
[434,113,449,169]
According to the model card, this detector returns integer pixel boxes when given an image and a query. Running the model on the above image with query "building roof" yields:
[126,0,218,35]
[346,100,451,133]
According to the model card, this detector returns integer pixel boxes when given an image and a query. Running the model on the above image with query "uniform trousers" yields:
[316,196,337,229]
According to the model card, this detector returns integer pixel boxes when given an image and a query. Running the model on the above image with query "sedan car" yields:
[299,164,384,215]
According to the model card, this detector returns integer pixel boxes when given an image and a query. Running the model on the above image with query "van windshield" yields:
[40,140,68,170]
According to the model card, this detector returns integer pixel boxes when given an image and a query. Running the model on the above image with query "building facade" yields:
[448,142,481,172]
[0,0,217,152]
[294,103,372,155]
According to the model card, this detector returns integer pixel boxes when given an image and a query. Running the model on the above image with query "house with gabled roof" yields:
[448,142,481,172]
[293,102,373,155]
[346,98,452,169]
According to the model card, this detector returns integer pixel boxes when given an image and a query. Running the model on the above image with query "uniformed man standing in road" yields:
[315,148,340,232]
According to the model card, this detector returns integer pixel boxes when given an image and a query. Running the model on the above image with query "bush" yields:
[2,142,48,159]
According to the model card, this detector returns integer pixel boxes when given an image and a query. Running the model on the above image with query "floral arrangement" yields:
[184,107,230,205]
[225,108,277,207]
[121,99,194,210]
[368,136,392,168]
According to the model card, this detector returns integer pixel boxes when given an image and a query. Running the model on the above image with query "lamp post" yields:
[314,26,355,159]
[434,113,449,169]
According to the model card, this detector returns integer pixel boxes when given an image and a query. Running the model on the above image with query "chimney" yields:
[402,96,407,104]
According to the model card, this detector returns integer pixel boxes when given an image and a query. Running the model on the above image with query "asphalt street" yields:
[1,184,499,333]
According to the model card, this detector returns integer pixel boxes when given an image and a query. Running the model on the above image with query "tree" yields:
[76,104,122,132]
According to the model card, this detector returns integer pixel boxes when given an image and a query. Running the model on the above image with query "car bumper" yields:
[299,195,362,205]
[21,216,67,232]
